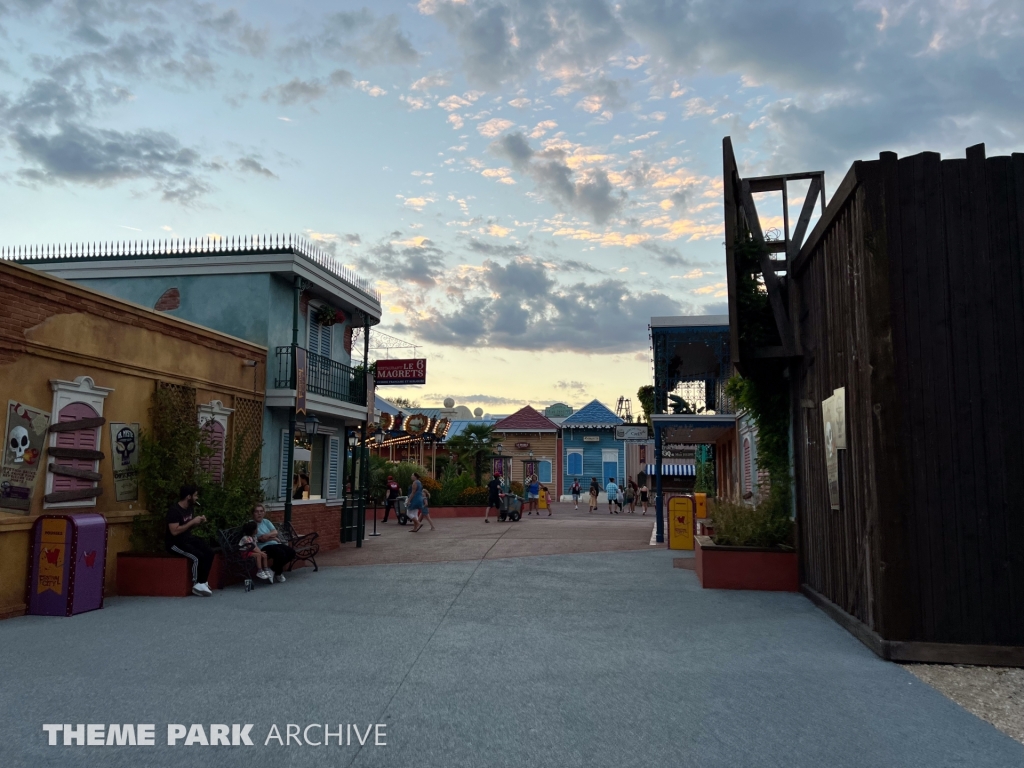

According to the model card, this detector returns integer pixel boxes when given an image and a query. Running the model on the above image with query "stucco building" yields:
[490,406,560,493]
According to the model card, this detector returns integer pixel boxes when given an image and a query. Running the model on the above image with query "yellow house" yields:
[0,260,265,618]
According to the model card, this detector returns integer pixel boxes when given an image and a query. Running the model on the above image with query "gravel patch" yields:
[903,664,1024,745]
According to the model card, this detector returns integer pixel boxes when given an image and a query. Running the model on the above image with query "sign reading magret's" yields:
[375,359,426,386]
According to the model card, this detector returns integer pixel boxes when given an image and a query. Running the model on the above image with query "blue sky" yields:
[2,0,1021,412]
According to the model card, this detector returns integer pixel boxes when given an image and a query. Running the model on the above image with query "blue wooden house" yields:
[559,400,624,501]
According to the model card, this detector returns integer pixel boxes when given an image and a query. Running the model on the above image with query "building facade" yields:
[490,406,560,493]
[559,400,624,502]
[0,260,266,617]
[13,236,382,538]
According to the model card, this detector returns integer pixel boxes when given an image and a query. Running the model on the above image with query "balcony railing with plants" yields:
[275,346,366,407]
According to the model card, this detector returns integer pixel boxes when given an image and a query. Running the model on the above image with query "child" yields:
[239,521,273,581]
[417,488,435,531]
[538,485,552,517]
[571,478,581,510]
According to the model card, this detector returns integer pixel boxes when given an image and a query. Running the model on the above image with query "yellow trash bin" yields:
[667,495,695,551]
[695,492,707,519]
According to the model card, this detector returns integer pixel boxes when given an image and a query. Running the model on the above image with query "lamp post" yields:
[304,413,320,437]
[368,428,384,538]
[347,431,360,547]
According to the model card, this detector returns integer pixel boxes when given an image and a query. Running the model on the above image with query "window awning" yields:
[644,464,695,476]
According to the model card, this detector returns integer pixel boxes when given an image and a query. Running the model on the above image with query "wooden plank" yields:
[1007,152,1024,642]
[43,487,102,504]
[740,178,795,353]
[48,463,102,482]
[0,498,31,511]
[47,447,104,460]
[48,417,106,433]
[723,137,741,366]
[793,163,861,276]
[885,641,1024,667]
[787,176,823,262]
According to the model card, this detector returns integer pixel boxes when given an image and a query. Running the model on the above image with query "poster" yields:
[1,401,51,514]
[822,393,841,510]
[37,518,67,595]
[109,422,140,502]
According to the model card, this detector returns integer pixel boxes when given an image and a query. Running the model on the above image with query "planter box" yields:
[116,552,226,597]
[694,535,798,592]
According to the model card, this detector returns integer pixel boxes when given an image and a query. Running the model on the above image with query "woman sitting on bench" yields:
[252,504,296,583]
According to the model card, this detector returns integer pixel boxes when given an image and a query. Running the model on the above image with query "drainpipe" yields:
[284,277,302,526]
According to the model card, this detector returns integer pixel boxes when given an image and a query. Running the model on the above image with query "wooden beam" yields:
[44,487,102,504]
[48,417,106,433]
[47,447,104,460]
[786,175,823,263]
[0,497,31,510]
[48,463,102,482]
[740,179,795,353]
[793,162,861,276]
[723,136,741,366]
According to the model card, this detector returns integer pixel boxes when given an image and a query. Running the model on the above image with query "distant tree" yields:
[446,423,494,485]
[389,396,420,410]
[637,385,655,424]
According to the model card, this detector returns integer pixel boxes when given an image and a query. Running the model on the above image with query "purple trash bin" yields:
[27,513,108,616]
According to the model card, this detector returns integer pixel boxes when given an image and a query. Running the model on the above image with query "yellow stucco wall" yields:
[492,431,559,486]
[0,264,265,617]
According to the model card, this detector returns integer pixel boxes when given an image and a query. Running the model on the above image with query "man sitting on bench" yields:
[166,484,214,597]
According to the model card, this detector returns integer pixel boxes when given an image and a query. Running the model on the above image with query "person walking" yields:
[381,475,400,523]
[570,478,582,510]
[624,481,635,513]
[588,477,600,513]
[526,474,540,515]
[639,481,650,515]
[538,485,552,517]
[417,488,435,531]
[408,473,425,532]
[606,477,619,514]
[484,472,502,523]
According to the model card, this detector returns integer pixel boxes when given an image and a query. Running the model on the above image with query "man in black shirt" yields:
[166,484,214,597]
[381,475,400,523]
[484,473,503,523]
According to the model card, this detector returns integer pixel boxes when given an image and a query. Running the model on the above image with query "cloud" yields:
[491,131,624,224]
[408,257,688,352]
[467,239,527,257]
[357,237,447,288]
[235,154,276,178]
[411,73,450,91]
[11,122,214,204]
[477,117,516,137]
[286,10,419,68]
[261,69,353,105]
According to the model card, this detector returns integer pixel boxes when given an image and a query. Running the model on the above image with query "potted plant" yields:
[314,304,344,327]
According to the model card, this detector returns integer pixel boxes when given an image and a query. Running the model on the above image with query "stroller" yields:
[498,494,522,522]
[394,496,411,525]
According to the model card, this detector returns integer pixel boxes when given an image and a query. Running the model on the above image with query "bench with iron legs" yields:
[216,525,264,589]
[276,521,319,572]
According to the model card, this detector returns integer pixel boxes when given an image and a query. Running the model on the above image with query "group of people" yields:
[568,476,649,514]
[381,472,435,532]
[166,485,298,597]
[482,472,553,522]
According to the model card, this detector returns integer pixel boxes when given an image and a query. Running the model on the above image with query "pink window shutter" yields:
[52,402,99,492]
[201,421,225,484]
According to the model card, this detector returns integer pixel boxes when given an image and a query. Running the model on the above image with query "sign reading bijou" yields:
[375,359,426,386]
[109,422,140,502]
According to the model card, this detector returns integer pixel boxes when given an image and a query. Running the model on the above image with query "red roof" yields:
[491,405,559,432]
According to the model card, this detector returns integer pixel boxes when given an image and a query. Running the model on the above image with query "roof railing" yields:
[1,233,380,302]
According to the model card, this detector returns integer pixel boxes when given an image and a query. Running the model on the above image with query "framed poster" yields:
[822,393,840,510]
[2,401,51,514]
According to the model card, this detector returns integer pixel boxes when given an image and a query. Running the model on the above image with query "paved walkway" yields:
[2,546,1021,767]
[324,502,655,567]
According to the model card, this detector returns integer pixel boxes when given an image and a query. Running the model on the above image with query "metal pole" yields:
[358,314,370,545]
[655,422,664,543]
[284,278,302,526]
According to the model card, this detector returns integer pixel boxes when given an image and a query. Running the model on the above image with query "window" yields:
[538,460,552,483]
[198,400,232,484]
[308,303,332,358]
[743,437,752,493]
[46,376,112,509]
[279,429,341,501]
[566,450,583,476]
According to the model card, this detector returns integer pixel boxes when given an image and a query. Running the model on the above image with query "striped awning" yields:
[645,463,695,476]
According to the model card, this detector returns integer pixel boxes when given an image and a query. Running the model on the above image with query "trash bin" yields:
[667,495,695,551]
[28,513,107,616]
[395,496,409,525]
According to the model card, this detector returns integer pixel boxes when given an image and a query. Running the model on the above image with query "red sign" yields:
[375,359,426,386]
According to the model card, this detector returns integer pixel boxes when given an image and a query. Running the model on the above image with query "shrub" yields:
[709,491,793,549]
[509,481,524,496]
[421,476,442,495]
[458,487,489,505]
[434,465,475,505]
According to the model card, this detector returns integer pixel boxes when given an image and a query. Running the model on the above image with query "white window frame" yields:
[45,376,113,509]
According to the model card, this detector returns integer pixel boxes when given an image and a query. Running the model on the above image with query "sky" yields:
[1,0,1021,415]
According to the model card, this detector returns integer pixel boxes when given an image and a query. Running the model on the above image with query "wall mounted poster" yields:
[822,393,841,510]
[109,422,140,502]
[2,400,51,514]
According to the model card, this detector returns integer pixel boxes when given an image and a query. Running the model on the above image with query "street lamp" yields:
[373,428,384,445]
[347,431,358,448]
[304,413,320,436]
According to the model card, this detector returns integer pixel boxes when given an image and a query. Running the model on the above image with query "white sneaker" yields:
[274,574,286,583]
[257,569,272,581]
[192,583,212,597]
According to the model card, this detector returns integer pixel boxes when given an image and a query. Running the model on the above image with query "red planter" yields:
[116,552,226,597]
[694,535,798,592]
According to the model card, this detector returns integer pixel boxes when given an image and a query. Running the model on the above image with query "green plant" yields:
[391,461,428,496]
[637,385,654,425]
[446,423,494,485]
[509,481,524,496]
[694,446,716,496]
[458,486,489,505]
[709,496,793,549]
[368,453,390,501]
[433,465,475,505]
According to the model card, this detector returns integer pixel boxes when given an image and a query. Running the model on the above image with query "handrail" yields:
[275,346,366,407]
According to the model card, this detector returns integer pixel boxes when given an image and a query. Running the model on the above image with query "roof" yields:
[491,405,559,432]
[4,233,382,319]
[650,315,729,328]
[561,399,624,429]
[442,419,498,441]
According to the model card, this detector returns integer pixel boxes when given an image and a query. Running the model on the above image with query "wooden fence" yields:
[792,145,1024,664]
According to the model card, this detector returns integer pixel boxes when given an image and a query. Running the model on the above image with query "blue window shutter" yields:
[539,460,552,483]
[279,429,290,500]
[308,314,320,357]
[328,436,340,499]
[320,322,332,357]
[567,452,582,475]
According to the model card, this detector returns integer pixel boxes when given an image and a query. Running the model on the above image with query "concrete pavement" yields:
[1,534,1021,767]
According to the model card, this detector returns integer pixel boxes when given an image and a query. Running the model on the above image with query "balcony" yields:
[275,346,366,408]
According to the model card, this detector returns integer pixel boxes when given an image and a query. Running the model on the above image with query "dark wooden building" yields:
[724,139,1024,665]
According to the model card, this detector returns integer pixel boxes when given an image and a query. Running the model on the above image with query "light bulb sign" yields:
[375,359,427,386]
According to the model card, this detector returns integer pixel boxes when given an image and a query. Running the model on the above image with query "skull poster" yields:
[109,422,140,502]
[2,400,51,514]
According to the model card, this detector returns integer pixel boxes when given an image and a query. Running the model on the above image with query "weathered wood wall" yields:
[793,145,1024,649]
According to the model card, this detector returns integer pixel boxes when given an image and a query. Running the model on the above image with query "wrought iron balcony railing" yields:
[275,346,366,407]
